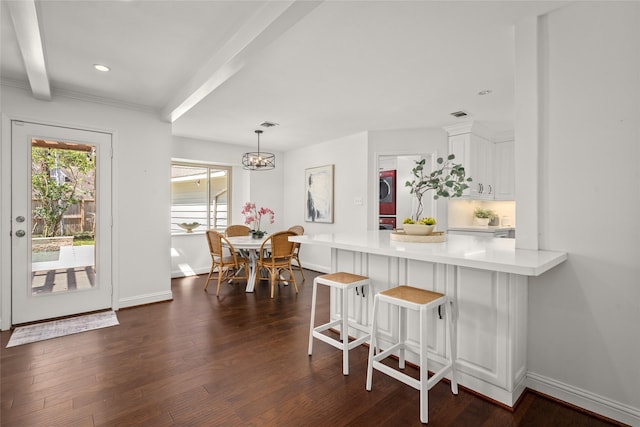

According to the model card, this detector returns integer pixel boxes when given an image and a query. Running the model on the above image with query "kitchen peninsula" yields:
[290,231,567,407]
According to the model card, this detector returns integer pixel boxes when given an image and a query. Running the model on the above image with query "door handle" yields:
[15,230,26,237]
[16,216,25,223]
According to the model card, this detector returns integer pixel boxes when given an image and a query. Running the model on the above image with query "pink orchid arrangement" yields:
[241,202,275,232]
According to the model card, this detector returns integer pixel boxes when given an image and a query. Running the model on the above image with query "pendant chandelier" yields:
[242,130,275,171]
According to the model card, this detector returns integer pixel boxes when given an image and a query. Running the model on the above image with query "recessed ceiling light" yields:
[478,89,492,96]
[94,64,110,72]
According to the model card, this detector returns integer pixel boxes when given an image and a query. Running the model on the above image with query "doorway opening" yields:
[10,120,112,326]
[377,153,436,229]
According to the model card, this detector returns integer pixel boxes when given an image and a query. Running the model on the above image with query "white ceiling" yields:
[1,0,567,151]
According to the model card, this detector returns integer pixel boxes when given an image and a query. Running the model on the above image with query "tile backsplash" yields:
[448,200,516,228]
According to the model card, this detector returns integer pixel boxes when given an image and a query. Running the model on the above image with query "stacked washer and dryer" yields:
[379,170,396,230]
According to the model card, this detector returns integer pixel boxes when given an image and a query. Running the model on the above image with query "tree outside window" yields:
[31,145,95,237]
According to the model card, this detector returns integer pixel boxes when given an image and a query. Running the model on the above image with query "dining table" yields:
[224,235,270,293]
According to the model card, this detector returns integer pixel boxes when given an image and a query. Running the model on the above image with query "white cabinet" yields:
[454,266,527,398]
[448,132,495,200]
[494,141,515,200]
[445,123,515,201]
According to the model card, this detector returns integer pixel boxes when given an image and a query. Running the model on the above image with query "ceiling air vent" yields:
[450,110,470,118]
[259,121,279,128]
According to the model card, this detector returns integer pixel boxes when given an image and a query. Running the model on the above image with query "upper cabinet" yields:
[493,140,515,200]
[445,122,515,201]
[448,132,494,199]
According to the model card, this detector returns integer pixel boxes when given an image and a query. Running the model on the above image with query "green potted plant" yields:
[402,154,471,235]
[473,207,495,226]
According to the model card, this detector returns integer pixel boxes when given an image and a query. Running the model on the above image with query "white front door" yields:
[11,121,113,324]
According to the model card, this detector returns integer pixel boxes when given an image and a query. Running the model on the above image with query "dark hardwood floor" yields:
[1,269,624,426]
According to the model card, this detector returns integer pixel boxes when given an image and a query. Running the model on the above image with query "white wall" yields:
[170,135,284,277]
[526,3,640,425]
[282,132,369,272]
[0,84,173,322]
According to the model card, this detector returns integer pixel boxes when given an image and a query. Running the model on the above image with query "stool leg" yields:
[366,295,379,391]
[419,306,429,424]
[399,306,407,369]
[308,280,318,356]
[446,299,459,395]
[342,287,349,375]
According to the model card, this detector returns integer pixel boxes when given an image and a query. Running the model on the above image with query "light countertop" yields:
[290,230,566,276]
[447,226,515,232]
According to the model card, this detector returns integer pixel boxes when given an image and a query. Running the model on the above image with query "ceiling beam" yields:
[6,0,51,101]
[161,0,322,123]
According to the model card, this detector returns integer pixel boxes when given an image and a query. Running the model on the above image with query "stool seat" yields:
[316,272,370,286]
[366,285,458,424]
[379,285,444,307]
[308,272,371,375]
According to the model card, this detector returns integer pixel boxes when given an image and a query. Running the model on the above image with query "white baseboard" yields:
[527,371,640,426]
[118,291,173,309]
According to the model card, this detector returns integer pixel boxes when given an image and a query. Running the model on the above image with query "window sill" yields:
[172,231,206,236]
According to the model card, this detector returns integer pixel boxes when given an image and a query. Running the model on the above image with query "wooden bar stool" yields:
[366,285,458,424]
[308,272,371,375]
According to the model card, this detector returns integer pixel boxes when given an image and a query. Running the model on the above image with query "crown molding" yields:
[443,120,514,143]
[1,77,159,115]
[53,87,159,115]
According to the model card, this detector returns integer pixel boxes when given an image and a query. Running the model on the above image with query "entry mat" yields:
[7,310,119,347]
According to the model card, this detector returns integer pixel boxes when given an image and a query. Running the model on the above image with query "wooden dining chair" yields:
[225,224,251,237]
[225,224,252,260]
[288,225,306,282]
[257,230,298,298]
[205,230,249,296]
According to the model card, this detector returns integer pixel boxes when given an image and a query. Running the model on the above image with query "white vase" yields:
[402,224,435,235]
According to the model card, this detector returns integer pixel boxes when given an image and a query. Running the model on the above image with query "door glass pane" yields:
[31,140,96,295]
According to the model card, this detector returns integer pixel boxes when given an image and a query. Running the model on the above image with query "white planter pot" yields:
[475,217,490,227]
[402,224,435,235]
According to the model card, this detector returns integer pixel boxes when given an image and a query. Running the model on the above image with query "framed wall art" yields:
[305,164,334,223]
